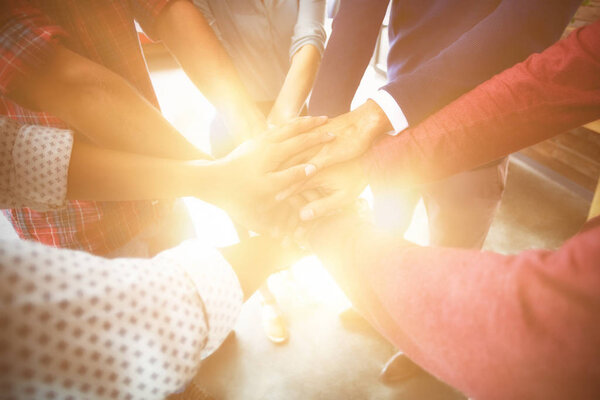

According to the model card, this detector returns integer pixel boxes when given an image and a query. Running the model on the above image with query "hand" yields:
[267,108,297,128]
[282,100,393,171]
[288,158,368,223]
[214,116,334,231]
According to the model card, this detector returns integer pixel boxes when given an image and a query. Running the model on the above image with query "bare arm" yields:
[9,46,208,160]
[156,0,265,140]
[307,212,600,400]
[66,137,220,202]
[268,44,322,125]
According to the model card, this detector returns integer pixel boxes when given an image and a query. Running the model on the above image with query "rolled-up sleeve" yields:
[289,0,326,59]
[0,117,73,211]
[0,1,67,94]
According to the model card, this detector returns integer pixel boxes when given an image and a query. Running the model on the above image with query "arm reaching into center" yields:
[268,0,327,126]
[156,0,266,140]
[306,211,600,400]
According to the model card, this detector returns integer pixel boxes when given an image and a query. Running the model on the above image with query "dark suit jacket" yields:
[309,0,581,124]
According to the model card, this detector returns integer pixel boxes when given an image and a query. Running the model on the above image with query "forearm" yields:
[383,0,580,125]
[66,138,208,201]
[366,21,600,187]
[308,214,600,400]
[309,0,389,117]
[67,137,226,203]
[9,46,207,160]
[269,44,322,125]
[157,0,264,134]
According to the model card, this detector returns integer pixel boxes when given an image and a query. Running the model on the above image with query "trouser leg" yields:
[373,186,421,236]
[422,157,509,249]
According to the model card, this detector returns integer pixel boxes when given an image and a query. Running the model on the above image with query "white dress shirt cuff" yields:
[369,89,409,136]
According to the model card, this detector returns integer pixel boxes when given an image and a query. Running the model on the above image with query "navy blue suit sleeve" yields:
[308,0,389,117]
[383,0,581,126]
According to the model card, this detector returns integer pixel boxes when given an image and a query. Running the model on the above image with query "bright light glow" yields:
[152,65,431,309]
[404,198,430,246]
[151,68,215,153]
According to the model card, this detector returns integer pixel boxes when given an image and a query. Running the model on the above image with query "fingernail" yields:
[300,208,314,221]
[318,116,328,122]
[327,132,335,137]
[305,164,317,176]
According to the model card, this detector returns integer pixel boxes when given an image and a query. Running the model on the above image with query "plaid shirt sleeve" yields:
[130,0,177,40]
[0,1,68,95]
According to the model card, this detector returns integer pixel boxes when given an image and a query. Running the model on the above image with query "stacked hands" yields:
[217,100,386,244]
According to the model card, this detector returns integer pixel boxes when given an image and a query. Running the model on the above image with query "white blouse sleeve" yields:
[0,117,73,211]
[289,0,327,59]
[0,238,242,400]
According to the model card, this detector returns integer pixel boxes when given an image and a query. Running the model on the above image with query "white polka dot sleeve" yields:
[0,238,243,400]
[0,117,73,211]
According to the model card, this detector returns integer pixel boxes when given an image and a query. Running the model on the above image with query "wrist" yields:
[356,99,394,141]
[267,106,298,126]
[189,158,231,207]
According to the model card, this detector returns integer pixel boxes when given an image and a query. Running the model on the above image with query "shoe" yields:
[260,301,289,344]
[379,352,424,384]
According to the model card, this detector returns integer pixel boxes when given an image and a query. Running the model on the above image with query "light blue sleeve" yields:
[289,0,327,59]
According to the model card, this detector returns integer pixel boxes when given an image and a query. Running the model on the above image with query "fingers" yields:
[298,191,351,222]
[291,189,323,242]
[274,181,306,203]
[306,142,358,171]
[283,195,307,238]
[272,130,335,167]
[278,146,321,170]
[267,116,328,142]
[268,163,317,193]
[273,170,324,203]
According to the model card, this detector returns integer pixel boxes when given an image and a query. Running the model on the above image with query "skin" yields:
[272,100,393,224]
[268,44,323,126]
[5,0,337,235]
[65,117,334,235]
[8,0,262,159]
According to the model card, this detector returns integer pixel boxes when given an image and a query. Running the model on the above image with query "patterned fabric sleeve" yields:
[0,117,73,211]
[0,237,242,400]
[0,0,68,95]
[154,239,243,360]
